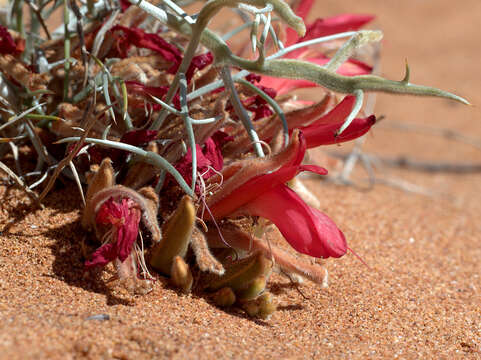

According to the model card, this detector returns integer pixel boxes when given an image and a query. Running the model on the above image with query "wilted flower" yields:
[82,159,160,292]
[0,25,24,55]
[85,197,142,268]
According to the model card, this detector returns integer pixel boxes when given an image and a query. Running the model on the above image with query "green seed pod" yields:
[150,196,195,275]
[206,252,272,292]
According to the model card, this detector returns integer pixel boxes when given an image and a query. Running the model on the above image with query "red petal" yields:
[285,0,314,46]
[96,198,125,225]
[120,129,158,146]
[175,143,217,189]
[294,0,314,20]
[301,115,376,148]
[111,26,182,66]
[295,96,376,148]
[302,14,375,42]
[0,26,22,55]
[85,243,118,268]
[175,131,231,189]
[242,185,347,258]
[119,0,131,11]
[299,164,328,176]
[307,95,356,127]
[185,52,213,82]
[208,133,308,219]
[88,198,141,267]
[116,202,141,262]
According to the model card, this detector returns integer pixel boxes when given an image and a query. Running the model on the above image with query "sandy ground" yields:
[1,0,480,359]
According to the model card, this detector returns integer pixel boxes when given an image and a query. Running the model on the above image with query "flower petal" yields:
[242,185,347,258]
[96,198,125,226]
[0,26,24,55]
[111,26,182,63]
[85,243,118,268]
[120,129,158,146]
[207,134,328,220]
[185,52,213,82]
[94,198,141,263]
[302,14,375,42]
[301,115,376,148]
[306,95,355,126]
[116,204,141,262]
[285,0,314,46]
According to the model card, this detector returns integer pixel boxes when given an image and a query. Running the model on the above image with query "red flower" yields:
[110,26,213,81]
[293,95,376,148]
[120,129,158,146]
[85,197,141,268]
[285,0,374,47]
[174,131,233,191]
[0,26,24,55]
[205,131,347,258]
[258,1,374,95]
[110,25,182,69]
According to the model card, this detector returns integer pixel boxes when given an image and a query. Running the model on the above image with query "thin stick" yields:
[332,152,481,174]
[38,99,97,202]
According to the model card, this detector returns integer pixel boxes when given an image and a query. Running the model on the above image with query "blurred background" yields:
[313,0,481,207]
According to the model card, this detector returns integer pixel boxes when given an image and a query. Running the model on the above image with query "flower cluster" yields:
[0,0,467,318]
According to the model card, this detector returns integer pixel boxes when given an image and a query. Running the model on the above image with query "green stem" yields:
[56,137,194,196]
[220,66,264,157]
[236,78,288,147]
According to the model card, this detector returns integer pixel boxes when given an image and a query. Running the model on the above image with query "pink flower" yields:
[85,197,141,268]
[205,131,347,258]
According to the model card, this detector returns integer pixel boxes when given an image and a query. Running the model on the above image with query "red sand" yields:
[1,1,480,359]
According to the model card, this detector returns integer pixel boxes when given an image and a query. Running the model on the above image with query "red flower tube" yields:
[205,131,347,259]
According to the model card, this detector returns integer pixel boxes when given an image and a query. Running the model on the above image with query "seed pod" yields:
[206,252,272,293]
[150,196,195,275]
[170,256,193,294]
[211,287,236,308]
